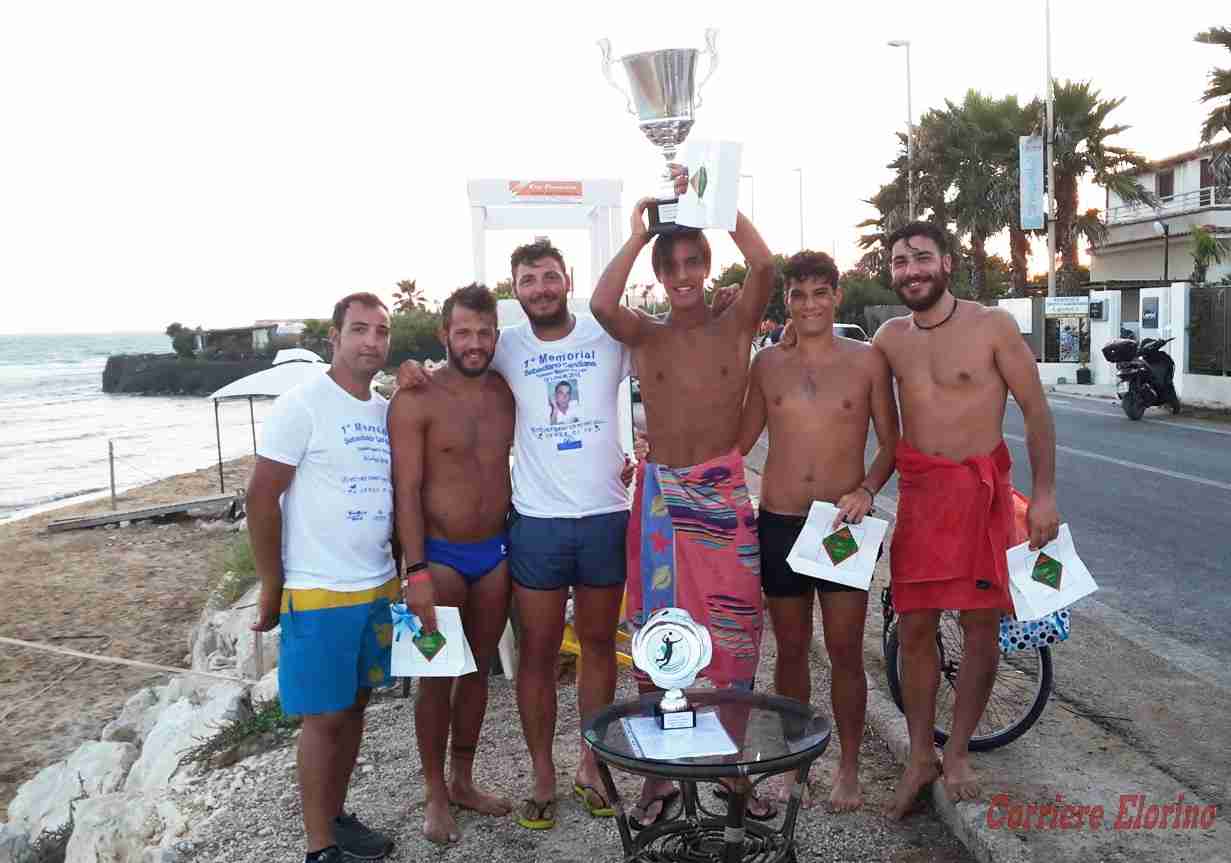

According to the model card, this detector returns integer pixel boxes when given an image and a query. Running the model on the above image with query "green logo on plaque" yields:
[823,526,859,566]
[690,165,709,199]
[413,630,447,661]
[1031,553,1063,590]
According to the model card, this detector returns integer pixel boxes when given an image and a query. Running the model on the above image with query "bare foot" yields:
[449,780,513,815]
[885,760,940,821]
[941,749,981,802]
[774,775,814,810]
[422,796,461,845]
[827,765,864,813]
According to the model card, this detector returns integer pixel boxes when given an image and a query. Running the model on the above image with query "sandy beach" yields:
[0,456,255,809]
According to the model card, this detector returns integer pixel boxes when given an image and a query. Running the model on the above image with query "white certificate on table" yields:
[621,711,738,761]
[1007,524,1098,621]
[786,501,889,591]
[390,606,477,678]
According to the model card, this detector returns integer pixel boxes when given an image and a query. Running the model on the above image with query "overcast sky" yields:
[0,1,1223,334]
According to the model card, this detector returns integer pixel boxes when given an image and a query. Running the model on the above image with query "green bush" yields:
[215,534,258,607]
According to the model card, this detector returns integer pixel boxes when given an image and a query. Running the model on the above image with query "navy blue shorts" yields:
[508,509,629,591]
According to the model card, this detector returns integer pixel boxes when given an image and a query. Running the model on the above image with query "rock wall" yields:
[102,355,274,395]
[0,568,286,863]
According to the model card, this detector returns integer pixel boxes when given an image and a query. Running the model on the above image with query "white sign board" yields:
[998,298,1033,334]
[1044,296,1089,317]
[1019,135,1045,231]
[676,139,743,232]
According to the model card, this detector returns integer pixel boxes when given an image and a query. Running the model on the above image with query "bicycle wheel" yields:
[884,613,1053,751]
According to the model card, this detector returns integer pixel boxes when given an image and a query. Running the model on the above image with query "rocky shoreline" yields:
[102,355,273,396]
[0,557,282,862]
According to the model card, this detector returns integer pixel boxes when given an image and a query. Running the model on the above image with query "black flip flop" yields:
[712,785,778,821]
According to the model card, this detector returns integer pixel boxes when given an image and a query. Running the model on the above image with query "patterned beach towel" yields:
[626,448,763,687]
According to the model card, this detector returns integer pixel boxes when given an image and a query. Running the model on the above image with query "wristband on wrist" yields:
[859,485,876,503]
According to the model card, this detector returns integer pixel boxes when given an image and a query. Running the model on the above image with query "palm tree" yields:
[1049,80,1155,294]
[301,319,331,359]
[1190,225,1231,283]
[1196,27,1231,192]
[391,279,424,313]
[942,91,1026,302]
[856,179,912,284]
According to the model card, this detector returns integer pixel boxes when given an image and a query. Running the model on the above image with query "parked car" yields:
[834,323,869,342]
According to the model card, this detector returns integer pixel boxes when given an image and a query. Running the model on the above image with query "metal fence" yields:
[1106,186,1224,225]
[1189,286,1230,376]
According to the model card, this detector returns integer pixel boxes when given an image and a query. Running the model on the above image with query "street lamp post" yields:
[888,39,914,221]
[1153,219,1171,282]
[793,167,804,249]
[740,173,755,222]
[1044,0,1057,298]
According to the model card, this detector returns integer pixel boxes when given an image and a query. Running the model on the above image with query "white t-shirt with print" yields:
[492,314,632,519]
[257,372,395,592]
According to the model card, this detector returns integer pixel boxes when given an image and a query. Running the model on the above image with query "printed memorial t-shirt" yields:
[492,314,632,518]
[258,372,395,592]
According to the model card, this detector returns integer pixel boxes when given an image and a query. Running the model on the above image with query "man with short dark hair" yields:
[389,283,516,845]
[248,291,397,863]
[590,168,778,824]
[740,250,899,812]
[874,222,1059,818]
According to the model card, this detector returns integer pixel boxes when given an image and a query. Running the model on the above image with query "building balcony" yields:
[1106,186,1226,226]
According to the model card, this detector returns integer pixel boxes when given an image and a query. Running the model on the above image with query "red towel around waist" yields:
[890,439,1014,596]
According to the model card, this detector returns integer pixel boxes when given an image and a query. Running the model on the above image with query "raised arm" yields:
[388,390,436,633]
[591,199,655,346]
[728,211,777,333]
[992,309,1059,548]
[737,351,769,456]
[246,457,296,632]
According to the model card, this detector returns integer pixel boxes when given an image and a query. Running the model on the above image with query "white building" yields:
[1091,144,1231,284]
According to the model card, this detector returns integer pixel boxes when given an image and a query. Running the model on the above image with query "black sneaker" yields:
[333,813,394,861]
[305,847,346,863]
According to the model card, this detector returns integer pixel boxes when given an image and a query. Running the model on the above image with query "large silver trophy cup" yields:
[598,30,718,235]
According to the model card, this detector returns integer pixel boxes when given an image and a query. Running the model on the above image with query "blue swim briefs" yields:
[424,534,508,584]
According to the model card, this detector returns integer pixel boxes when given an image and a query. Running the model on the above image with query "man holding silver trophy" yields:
[593,28,777,828]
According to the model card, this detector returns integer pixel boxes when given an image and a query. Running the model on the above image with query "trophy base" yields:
[654,691,696,730]
[648,198,689,236]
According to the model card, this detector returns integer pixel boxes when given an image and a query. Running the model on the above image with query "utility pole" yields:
[1045,0,1057,297]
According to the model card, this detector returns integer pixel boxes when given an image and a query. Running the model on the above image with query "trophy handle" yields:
[694,28,720,109]
[597,38,635,116]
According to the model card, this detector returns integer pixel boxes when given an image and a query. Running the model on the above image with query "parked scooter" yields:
[1101,336,1182,420]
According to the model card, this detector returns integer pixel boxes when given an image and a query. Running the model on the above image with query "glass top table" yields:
[583,689,831,862]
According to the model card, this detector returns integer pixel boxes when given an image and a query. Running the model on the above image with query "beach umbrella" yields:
[208,350,327,492]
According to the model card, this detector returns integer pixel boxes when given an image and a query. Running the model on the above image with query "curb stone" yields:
[857,674,1034,863]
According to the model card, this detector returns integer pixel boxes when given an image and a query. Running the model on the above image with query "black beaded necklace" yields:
[913,296,959,331]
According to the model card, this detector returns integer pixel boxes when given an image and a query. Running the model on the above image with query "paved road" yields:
[639,393,1231,659]
[866,394,1231,662]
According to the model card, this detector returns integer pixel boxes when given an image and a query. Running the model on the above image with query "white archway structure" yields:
[467,176,635,455]
[467,179,624,289]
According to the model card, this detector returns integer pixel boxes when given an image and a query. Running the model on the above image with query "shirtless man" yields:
[739,250,899,812]
[389,283,515,844]
[591,167,777,825]
[873,222,1059,819]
